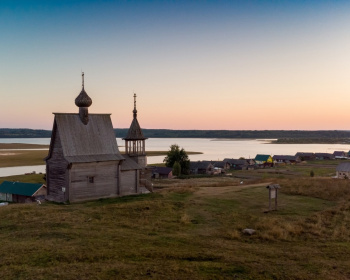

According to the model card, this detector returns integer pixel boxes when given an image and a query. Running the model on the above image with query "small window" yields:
[88,176,94,183]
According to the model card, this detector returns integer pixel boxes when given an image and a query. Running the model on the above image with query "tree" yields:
[164,144,190,175]
[172,161,181,176]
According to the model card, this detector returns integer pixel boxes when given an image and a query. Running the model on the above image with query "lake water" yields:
[1,137,350,177]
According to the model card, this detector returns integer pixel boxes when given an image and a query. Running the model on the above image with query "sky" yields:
[1,0,350,130]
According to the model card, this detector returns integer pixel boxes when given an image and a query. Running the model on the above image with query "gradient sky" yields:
[1,0,350,130]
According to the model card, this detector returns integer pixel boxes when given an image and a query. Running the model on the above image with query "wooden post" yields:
[266,184,280,211]
[275,188,278,210]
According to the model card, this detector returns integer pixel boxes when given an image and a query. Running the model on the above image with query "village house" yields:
[314,153,334,160]
[152,167,173,179]
[246,159,256,165]
[295,152,315,161]
[224,158,249,170]
[333,151,347,159]
[336,162,350,179]
[0,181,46,203]
[190,161,214,175]
[254,154,273,167]
[45,74,149,203]
[213,161,230,170]
[273,155,301,164]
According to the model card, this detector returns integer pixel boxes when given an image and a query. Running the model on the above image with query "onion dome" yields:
[75,72,92,107]
[75,88,92,107]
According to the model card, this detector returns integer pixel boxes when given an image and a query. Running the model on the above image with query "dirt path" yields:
[194,182,272,198]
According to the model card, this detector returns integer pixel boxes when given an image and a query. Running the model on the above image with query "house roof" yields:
[315,153,334,158]
[336,162,350,172]
[213,161,227,168]
[47,113,124,163]
[190,161,213,169]
[152,167,173,175]
[333,151,346,156]
[223,158,248,165]
[0,181,45,196]
[255,154,271,161]
[273,155,299,161]
[295,152,315,157]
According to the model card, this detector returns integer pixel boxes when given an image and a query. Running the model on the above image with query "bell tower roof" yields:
[123,93,147,140]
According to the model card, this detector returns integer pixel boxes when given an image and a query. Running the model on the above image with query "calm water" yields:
[1,137,350,177]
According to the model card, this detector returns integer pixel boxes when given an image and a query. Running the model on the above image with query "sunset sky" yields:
[1,0,350,130]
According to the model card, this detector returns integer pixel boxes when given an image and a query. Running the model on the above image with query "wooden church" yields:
[45,74,149,202]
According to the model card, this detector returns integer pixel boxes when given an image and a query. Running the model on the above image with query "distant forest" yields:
[1,128,350,139]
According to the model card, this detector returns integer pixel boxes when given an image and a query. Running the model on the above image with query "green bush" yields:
[172,161,181,176]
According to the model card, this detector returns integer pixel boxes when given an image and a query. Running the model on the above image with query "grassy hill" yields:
[1,171,350,279]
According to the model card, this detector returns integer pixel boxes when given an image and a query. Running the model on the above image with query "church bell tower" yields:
[123,93,147,168]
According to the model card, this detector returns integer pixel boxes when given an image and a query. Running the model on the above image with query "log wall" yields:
[46,129,69,202]
[120,170,138,195]
[69,161,120,202]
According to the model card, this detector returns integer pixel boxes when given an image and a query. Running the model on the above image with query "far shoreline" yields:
[267,138,350,144]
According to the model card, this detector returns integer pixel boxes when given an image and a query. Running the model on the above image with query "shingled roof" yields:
[123,118,147,140]
[123,94,147,141]
[47,113,124,163]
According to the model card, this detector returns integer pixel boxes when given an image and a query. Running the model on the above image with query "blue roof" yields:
[255,154,271,161]
[0,181,44,196]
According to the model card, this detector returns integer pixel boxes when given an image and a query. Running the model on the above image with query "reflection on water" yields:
[1,138,350,176]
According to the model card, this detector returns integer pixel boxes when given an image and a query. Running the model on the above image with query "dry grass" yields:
[2,170,350,278]
[0,150,48,167]
[0,150,201,168]
[0,174,46,185]
[154,176,242,187]
[0,143,49,149]
[280,177,350,201]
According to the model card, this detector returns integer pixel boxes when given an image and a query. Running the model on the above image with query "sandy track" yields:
[194,182,272,197]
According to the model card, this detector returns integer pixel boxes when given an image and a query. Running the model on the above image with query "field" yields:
[0,143,202,167]
[1,163,350,279]
[0,143,49,149]
[0,150,49,168]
